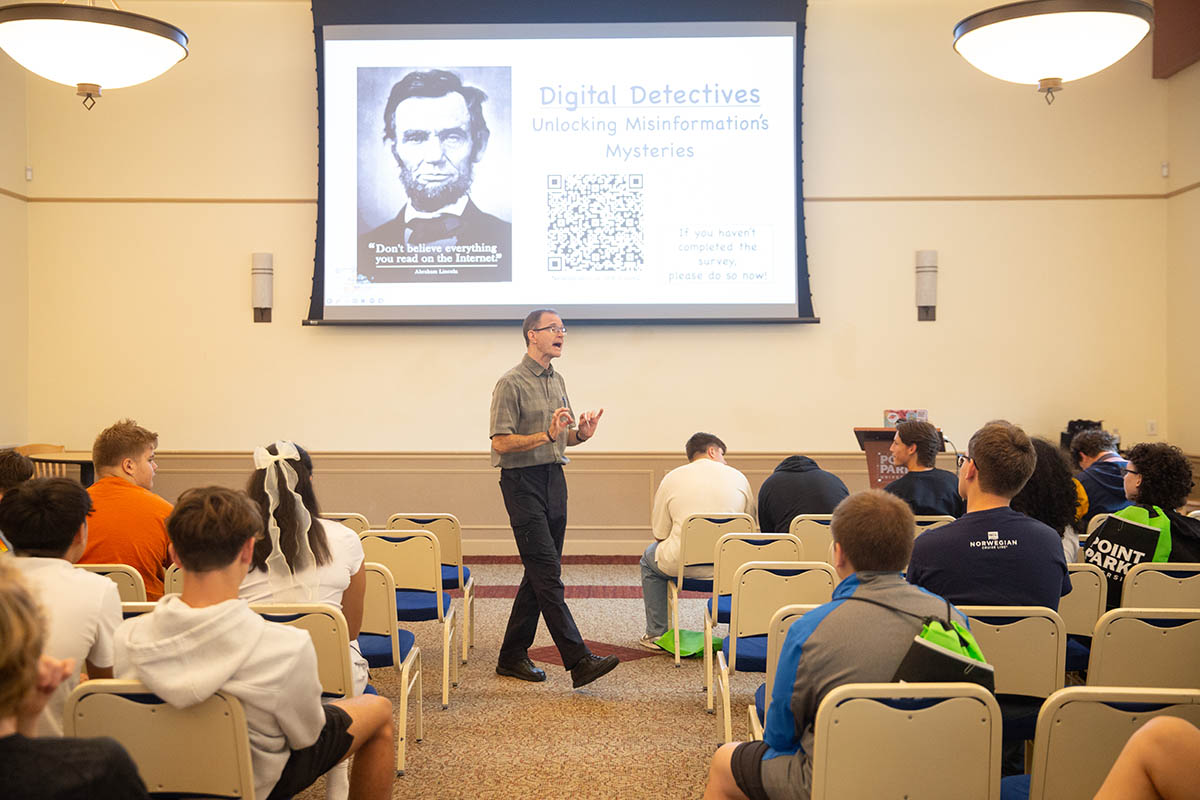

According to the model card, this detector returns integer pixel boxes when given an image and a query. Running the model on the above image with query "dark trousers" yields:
[498,463,589,670]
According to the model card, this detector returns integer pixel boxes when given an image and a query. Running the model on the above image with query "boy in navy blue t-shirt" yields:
[907,421,1071,609]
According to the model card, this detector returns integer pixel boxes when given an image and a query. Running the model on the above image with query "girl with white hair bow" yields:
[240,442,369,800]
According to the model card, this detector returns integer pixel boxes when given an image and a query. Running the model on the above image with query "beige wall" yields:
[6,0,1185,459]
[1165,59,1200,453]
[0,49,28,445]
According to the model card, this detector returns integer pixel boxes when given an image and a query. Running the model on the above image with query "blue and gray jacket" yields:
[759,571,968,800]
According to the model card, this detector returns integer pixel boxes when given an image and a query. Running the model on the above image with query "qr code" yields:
[546,174,644,272]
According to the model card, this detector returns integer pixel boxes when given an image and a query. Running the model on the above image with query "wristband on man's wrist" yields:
[547,429,556,443]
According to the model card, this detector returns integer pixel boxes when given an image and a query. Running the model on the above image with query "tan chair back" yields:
[163,563,184,595]
[958,606,1065,698]
[810,682,1002,800]
[1024,687,1200,800]
[361,531,444,603]
[250,602,354,699]
[1085,513,1110,538]
[322,512,371,534]
[713,534,804,598]
[361,562,400,641]
[76,563,147,602]
[1121,562,1200,609]
[760,603,819,725]
[120,602,156,618]
[731,561,837,641]
[64,679,255,798]
[913,514,956,535]
[15,443,65,456]
[1059,564,1107,636]
[387,512,466,580]
[788,515,834,563]
[677,513,756,580]
[1087,608,1200,688]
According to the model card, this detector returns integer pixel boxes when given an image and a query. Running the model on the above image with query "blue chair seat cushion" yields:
[358,629,417,669]
[1000,773,1031,800]
[706,594,732,624]
[1065,635,1090,673]
[395,589,451,621]
[441,564,471,589]
[681,576,713,593]
[722,634,767,673]
[754,682,766,726]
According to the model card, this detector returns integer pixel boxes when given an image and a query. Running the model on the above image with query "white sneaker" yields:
[639,634,663,651]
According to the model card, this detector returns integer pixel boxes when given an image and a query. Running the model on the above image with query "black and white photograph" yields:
[357,66,513,283]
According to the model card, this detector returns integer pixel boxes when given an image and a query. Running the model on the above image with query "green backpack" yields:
[847,595,994,691]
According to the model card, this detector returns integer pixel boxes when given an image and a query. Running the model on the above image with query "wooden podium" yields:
[854,428,905,489]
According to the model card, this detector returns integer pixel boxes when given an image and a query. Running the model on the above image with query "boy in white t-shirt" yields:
[0,477,122,735]
[114,486,395,800]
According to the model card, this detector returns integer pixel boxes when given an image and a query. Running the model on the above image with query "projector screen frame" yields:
[307,0,814,326]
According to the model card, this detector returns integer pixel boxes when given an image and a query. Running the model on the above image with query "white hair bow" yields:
[253,440,318,602]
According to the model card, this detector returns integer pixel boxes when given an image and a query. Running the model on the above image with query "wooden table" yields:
[29,451,96,486]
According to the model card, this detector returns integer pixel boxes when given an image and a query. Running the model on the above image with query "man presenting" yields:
[640,433,756,648]
[359,69,511,283]
[489,309,618,689]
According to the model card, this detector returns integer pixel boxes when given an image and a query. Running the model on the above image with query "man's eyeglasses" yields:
[532,325,567,334]
[1124,467,1140,475]
[956,454,973,468]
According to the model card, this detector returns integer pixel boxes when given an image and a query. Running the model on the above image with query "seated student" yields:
[756,454,849,534]
[0,449,34,500]
[703,490,969,800]
[1085,442,1200,600]
[241,442,369,800]
[114,486,394,800]
[1010,438,1084,563]
[639,432,756,648]
[1069,428,1131,528]
[0,558,149,800]
[240,442,368,694]
[0,478,122,735]
[907,421,1071,609]
[0,449,34,553]
[78,420,173,600]
[883,420,965,518]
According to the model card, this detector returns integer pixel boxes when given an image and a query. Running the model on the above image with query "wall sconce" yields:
[251,252,273,323]
[916,249,937,321]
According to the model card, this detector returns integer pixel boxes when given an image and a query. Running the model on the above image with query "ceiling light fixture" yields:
[953,0,1153,104]
[0,2,188,109]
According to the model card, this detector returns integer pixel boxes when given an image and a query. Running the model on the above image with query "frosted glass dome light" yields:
[0,2,188,108]
[953,0,1152,102]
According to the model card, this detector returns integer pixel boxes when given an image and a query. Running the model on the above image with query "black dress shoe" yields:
[496,658,547,682]
[571,653,619,688]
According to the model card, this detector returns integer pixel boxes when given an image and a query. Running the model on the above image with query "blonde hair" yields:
[92,418,158,469]
[0,559,46,718]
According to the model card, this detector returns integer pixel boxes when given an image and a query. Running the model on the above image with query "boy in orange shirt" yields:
[78,419,173,599]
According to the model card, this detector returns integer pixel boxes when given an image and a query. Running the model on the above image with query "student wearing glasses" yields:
[488,309,618,690]
[1111,443,1200,563]
[906,420,1071,610]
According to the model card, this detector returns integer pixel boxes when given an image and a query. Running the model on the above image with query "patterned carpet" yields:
[297,558,761,799]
